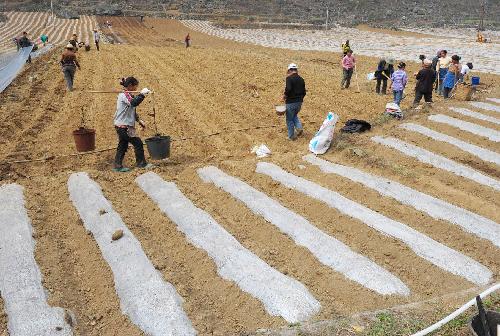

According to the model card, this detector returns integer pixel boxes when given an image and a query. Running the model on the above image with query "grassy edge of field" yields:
[253,291,500,336]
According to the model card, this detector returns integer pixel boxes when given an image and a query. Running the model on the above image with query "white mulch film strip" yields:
[470,101,500,113]
[303,154,500,248]
[486,98,500,104]
[428,114,500,143]
[256,162,492,286]
[135,172,321,323]
[372,136,500,192]
[0,184,72,336]
[400,122,500,166]
[197,166,410,296]
[449,107,500,126]
[67,173,196,336]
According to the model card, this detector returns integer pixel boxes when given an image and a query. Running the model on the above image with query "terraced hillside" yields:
[0,11,97,53]
[0,16,499,336]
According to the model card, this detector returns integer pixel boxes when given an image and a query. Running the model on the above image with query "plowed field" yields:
[0,17,499,336]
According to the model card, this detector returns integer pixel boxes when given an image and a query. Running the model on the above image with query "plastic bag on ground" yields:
[251,144,271,158]
[309,112,339,155]
[385,102,403,119]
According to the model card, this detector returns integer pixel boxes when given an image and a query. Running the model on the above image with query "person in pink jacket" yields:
[341,50,356,89]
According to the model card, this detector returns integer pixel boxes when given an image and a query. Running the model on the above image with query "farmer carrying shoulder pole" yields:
[61,44,81,91]
[113,77,153,172]
[282,63,306,140]
[341,50,355,89]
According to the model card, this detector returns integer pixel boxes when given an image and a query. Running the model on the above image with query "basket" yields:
[275,105,286,116]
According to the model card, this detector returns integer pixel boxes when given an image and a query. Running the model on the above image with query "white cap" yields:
[287,63,298,70]
[66,43,74,49]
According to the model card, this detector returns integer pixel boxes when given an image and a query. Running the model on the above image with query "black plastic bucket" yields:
[469,310,500,336]
[145,135,170,160]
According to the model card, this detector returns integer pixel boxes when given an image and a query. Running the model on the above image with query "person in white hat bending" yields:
[60,43,81,91]
[282,63,306,140]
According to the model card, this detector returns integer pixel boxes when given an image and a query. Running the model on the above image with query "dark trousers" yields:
[376,78,388,94]
[413,90,433,105]
[341,68,353,88]
[443,87,452,99]
[114,127,146,168]
[95,40,99,51]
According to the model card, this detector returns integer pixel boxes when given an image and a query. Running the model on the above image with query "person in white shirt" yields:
[459,62,473,83]
[93,29,100,51]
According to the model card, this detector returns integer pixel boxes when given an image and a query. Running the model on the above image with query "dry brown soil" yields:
[0,17,498,336]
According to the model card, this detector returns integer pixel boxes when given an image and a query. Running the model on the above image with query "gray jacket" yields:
[114,92,145,127]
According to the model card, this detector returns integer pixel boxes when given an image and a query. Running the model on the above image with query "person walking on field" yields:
[93,29,100,51]
[341,50,355,89]
[185,33,191,48]
[412,59,436,107]
[390,62,407,106]
[113,77,154,172]
[442,55,461,99]
[282,63,306,140]
[61,44,81,91]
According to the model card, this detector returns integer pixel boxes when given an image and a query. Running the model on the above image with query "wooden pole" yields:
[84,90,155,94]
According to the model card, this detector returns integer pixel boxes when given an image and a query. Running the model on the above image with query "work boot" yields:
[137,162,155,169]
[296,128,303,137]
[113,167,131,173]
[288,134,298,141]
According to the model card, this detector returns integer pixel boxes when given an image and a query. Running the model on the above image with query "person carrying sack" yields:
[60,44,81,91]
[113,77,154,172]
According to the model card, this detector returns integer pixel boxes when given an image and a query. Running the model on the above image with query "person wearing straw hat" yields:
[113,77,153,172]
[282,63,306,140]
[60,43,81,91]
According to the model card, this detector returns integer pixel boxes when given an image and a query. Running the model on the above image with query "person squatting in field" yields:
[282,63,306,140]
[113,77,154,172]
[18,32,33,63]
[60,44,81,91]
